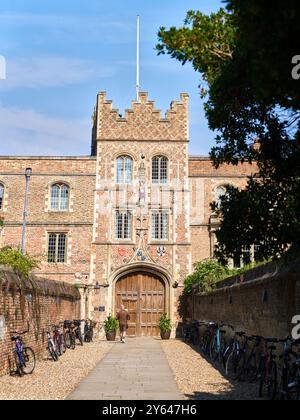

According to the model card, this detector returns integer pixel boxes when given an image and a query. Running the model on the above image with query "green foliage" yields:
[184,259,269,295]
[158,314,172,333]
[156,8,236,98]
[104,315,119,333]
[184,259,232,295]
[0,247,39,279]
[157,1,300,262]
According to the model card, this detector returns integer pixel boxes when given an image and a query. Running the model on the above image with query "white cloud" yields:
[0,105,91,155]
[0,56,116,90]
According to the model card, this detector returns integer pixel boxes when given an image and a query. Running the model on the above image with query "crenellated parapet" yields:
[93,91,189,144]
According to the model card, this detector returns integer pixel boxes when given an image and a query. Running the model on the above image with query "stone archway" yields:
[113,266,170,337]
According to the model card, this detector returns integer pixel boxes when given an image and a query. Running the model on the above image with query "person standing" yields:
[116,304,130,343]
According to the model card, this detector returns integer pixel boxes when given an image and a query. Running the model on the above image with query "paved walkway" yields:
[68,337,184,400]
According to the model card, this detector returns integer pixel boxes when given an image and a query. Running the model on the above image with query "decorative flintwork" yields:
[93,91,189,143]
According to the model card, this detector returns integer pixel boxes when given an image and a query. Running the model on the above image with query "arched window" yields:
[0,183,4,210]
[215,186,227,207]
[116,156,133,184]
[51,183,70,211]
[152,156,168,184]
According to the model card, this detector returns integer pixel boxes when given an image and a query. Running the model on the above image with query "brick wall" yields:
[184,260,300,339]
[0,267,81,376]
[0,157,96,283]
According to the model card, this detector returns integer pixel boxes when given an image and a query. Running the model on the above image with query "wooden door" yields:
[115,272,165,337]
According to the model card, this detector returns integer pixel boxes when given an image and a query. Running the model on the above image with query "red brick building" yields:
[0,92,256,336]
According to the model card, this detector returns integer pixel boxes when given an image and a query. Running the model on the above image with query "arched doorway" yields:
[115,272,166,337]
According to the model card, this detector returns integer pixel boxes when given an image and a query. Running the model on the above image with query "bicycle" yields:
[46,326,59,362]
[210,323,233,364]
[235,335,263,383]
[258,337,279,400]
[74,320,84,346]
[224,330,247,379]
[84,319,96,343]
[199,322,217,357]
[278,338,300,400]
[10,330,36,376]
[53,323,66,356]
[64,320,76,350]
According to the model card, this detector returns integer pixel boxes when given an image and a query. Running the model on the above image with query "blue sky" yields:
[0,0,223,156]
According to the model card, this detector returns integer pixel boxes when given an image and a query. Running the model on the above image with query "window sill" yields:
[46,263,69,267]
[48,210,70,214]
[149,240,170,245]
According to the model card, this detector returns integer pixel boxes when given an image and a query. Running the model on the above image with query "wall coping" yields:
[194,259,300,296]
[0,267,80,300]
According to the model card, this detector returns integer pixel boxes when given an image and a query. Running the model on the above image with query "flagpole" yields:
[136,15,140,101]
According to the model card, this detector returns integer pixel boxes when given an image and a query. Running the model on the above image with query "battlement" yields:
[92,91,189,149]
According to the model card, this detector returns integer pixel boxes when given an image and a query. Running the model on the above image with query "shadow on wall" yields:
[184,259,300,339]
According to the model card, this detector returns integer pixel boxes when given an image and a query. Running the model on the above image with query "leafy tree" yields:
[184,259,232,295]
[0,247,39,279]
[157,1,300,262]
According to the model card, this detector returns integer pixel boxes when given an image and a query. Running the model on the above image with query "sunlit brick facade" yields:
[0,91,256,336]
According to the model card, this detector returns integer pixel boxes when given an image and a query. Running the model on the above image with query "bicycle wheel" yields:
[65,332,71,349]
[60,335,67,354]
[70,333,76,350]
[21,347,36,374]
[48,341,59,362]
[219,338,227,364]
[210,337,219,361]
[14,351,24,377]
[226,351,240,380]
[235,352,246,382]
[78,331,83,346]
[202,336,210,357]
[268,361,278,400]
[258,358,266,398]
[245,354,258,383]
[287,383,300,401]
[54,336,62,356]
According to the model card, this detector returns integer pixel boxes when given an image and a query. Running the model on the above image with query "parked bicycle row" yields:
[10,319,96,377]
[182,320,300,400]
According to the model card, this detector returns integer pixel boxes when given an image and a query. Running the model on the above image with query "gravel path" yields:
[0,340,113,400]
[161,340,259,400]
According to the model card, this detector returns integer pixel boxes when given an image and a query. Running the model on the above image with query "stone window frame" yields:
[46,231,69,264]
[214,185,228,207]
[0,182,5,211]
[151,155,169,185]
[116,155,133,185]
[150,209,170,242]
[0,181,8,212]
[48,181,72,213]
[114,209,133,242]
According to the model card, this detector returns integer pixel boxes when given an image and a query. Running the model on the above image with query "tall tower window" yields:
[116,156,133,184]
[151,211,169,240]
[152,156,168,184]
[51,183,70,211]
[115,211,132,240]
